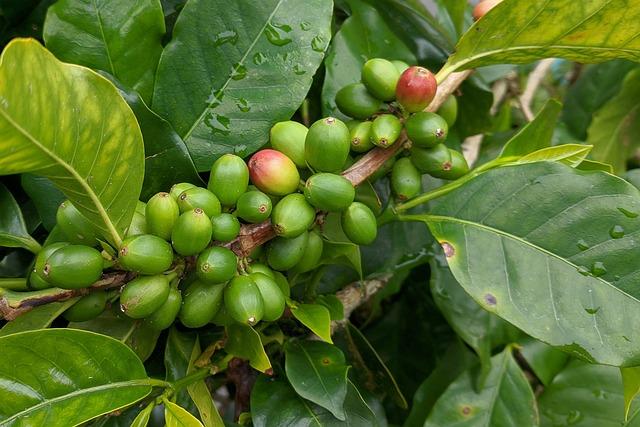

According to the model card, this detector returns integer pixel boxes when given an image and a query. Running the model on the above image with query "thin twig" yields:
[520,58,554,121]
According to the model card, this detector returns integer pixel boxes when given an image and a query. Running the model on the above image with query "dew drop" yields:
[566,410,582,425]
[265,22,293,46]
[213,30,238,46]
[623,335,631,342]
[609,225,625,238]
[280,52,290,62]
[231,62,247,80]
[293,64,306,75]
[236,98,251,112]
[253,52,267,65]
[577,266,590,276]
[206,89,225,108]
[300,21,311,31]
[584,306,600,315]
[591,261,607,277]
[311,35,327,52]
[618,207,639,218]
[576,239,590,251]
[204,112,230,136]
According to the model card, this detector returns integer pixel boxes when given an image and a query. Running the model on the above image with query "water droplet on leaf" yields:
[566,410,582,424]
[591,262,606,277]
[584,307,600,315]
[293,64,306,75]
[213,30,238,46]
[204,112,230,136]
[618,207,639,218]
[577,266,590,276]
[206,89,225,108]
[253,52,267,65]
[231,63,247,80]
[311,35,327,52]
[236,98,251,112]
[609,225,625,238]
[576,239,589,250]
[265,22,293,46]
[300,21,311,31]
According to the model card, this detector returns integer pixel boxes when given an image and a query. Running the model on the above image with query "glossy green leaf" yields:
[442,0,640,77]
[425,347,539,427]
[316,294,344,321]
[0,329,152,426]
[518,336,569,386]
[0,182,41,253]
[435,0,468,37]
[225,323,271,373]
[130,403,154,427]
[517,144,592,167]
[164,400,204,427]
[164,328,199,417]
[413,162,640,366]
[623,367,640,420]
[289,302,332,343]
[0,39,144,247]
[455,81,493,138]
[152,0,332,171]
[0,299,78,336]
[43,0,165,102]
[587,68,640,174]
[578,159,614,173]
[20,174,65,232]
[320,240,362,278]
[500,99,563,158]
[186,336,223,427]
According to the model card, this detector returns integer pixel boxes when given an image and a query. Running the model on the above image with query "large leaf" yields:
[290,302,332,343]
[0,299,78,336]
[152,0,332,171]
[164,328,199,417]
[0,329,152,426]
[518,337,569,386]
[185,336,223,427]
[0,182,41,253]
[441,0,640,77]
[413,161,640,366]
[0,39,144,246]
[424,347,539,427]
[164,400,204,427]
[43,0,165,102]
[500,100,563,158]
[20,174,65,232]
[225,323,271,373]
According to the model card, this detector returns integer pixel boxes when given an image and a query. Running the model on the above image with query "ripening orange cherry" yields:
[472,0,504,20]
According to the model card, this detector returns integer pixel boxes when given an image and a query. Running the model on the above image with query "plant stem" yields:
[171,368,211,392]
[0,278,29,291]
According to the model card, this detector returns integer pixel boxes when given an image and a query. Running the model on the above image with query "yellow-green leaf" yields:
[164,400,204,427]
[225,323,271,373]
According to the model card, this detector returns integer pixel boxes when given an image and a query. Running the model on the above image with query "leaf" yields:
[0,329,152,426]
[587,68,640,174]
[424,347,539,427]
[289,302,332,343]
[435,0,468,37]
[43,0,165,102]
[518,336,569,386]
[0,182,41,253]
[517,144,593,167]
[225,322,271,373]
[321,0,415,118]
[413,161,640,366]
[20,174,65,232]
[577,159,614,173]
[186,336,223,427]
[500,99,563,158]
[623,367,640,421]
[164,328,199,417]
[0,299,78,336]
[130,403,154,427]
[152,0,333,171]
[454,81,493,138]
[443,0,640,77]
[320,240,362,277]
[285,341,349,420]
[0,39,144,246]
[316,295,343,321]
[164,400,204,427]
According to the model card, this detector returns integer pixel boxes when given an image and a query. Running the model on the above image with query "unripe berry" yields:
[178,187,221,217]
[391,60,410,74]
[208,154,249,206]
[210,213,240,242]
[248,149,300,196]
[370,114,403,148]
[272,193,315,238]
[120,274,170,319]
[396,66,437,113]
[304,173,355,212]
[267,232,309,271]
[144,287,182,331]
[224,275,264,326]
[56,200,98,246]
[348,121,375,153]
[305,117,350,172]
[405,112,449,148]
[341,202,378,245]
[170,182,196,200]
[391,157,422,201]
[437,95,458,127]
[291,230,324,274]
[235,190,272,223]
[196,246,237,284]
[410,144,451,175]
[119,234,174,275]
[270,121,308,168]
[361,58,400,101]
[146,192,179,240]
[31,242,69,289]
[63,292,107,322]
[171,208,213,256]
[44,245,104,289]
[473,0,503,20]
[250,272,286,321]
[335,83,382,119]
[179,281,224,328]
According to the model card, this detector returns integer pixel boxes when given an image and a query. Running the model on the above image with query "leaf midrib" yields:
[297,344,347,419]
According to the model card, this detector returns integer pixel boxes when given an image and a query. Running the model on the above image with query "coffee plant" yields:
[2,0,640,425]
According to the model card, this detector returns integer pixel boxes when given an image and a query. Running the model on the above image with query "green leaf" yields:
[285,341,349,420]
[43,0,165,102]
[152,0,332,171]
[435,0,468,37]
[500,99,563,158]
[321,0,415,118]
[454,81,493,138]
[164,328,199,417]
[315,295,344,321]
[413,162,640,366]
[289,302,332,343]
[0,299,78,336]
[0,39,144,247]
[0,182,41,253]
[130,403,154,427]
[518,336,569,386]
[623,367,640,421]
[577,159,614,173]
[186,336,223,427]
[164,400,204,427]
[587,68,640,174]
[225,323,271,373]
[442,0,640,77]
[21,174,65,232]
[320,240,362,277]
[424,347,539,427]
[517,144,592,167]
[0,329,152,426]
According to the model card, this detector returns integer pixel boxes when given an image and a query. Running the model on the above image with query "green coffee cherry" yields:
[120,274,170,319]
[29,271,51,290]
[224,275,264,325]
[178,187,221,217]
[272,271,291,298]
[437,95,458,127]
[125,211,147,237]
[44,245,103,289]
[335,83,382,119]
[144,287,182,331]
[208,154,249,206]
[391,60,410,74]
[430,149,469,180]
[291,230,323,273]
[235,191,272,223]
[371,114,403,148]
[348,121,375,153]
[272,193,315,238]
[304,173,355,212]
[119,234,174,275]
[405,112,448,148]
[56,200,98,246]
[361,58,400,101]
[305,117,351,172]
[210,304,232,327]
[270,121,308,168]
[179,281,224,328]
[248,149,300,196]
[211,213,240,242]
[146,192,179,240]
[248,263,275,279]
[391,157,422,201]
[410,144,451,175]
[63,292,108,322]
[250,273,285,322]
[267,232,309,271]
[341,202,378,245]
[172,208,213,256]
[31,242,69,288]
[196,246,237,284]
[170,182,196,200]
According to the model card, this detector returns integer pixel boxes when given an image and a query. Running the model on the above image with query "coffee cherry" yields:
[224,275,264,326]
[410,144,451,175]
[146,192,179,240]
[125,210,148,237]
[341,202,378,245]
[177,187,221,217]
[437,95,458,127]
[272,193,315,238]
[396,66,437,113]
[235,190,273,223]
[272,271,291,297]
[144,287,182,331]
[119,234,174,275]
[211,213,240,242]
[405,112,448,148]
[248,149,300,196]
[63,292,108,322]
[267,232,309,271]
[391,157,422,201]
[348,120,375,153]
[44,245,103,289]
[120,274,170,319]
[304,173,355,212]
[208,154,249,206]
[171,208,213,256]
[31,242,69,288]
[305,117,350,172]
[335,83,382,119]
[250,273,286,322]
[473,0,503,20]
[361,58,400,101]
[179,281,224,328]
[371,114,403,148]
[170,182,196,200]
[248,263,275,279]
[196,246,237,284]
[431,149,469,180]
[391,60,410,74]
[291,230,324,274]
[270,121,308,168]
[28,271,51,290]
[56,200,98,246]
